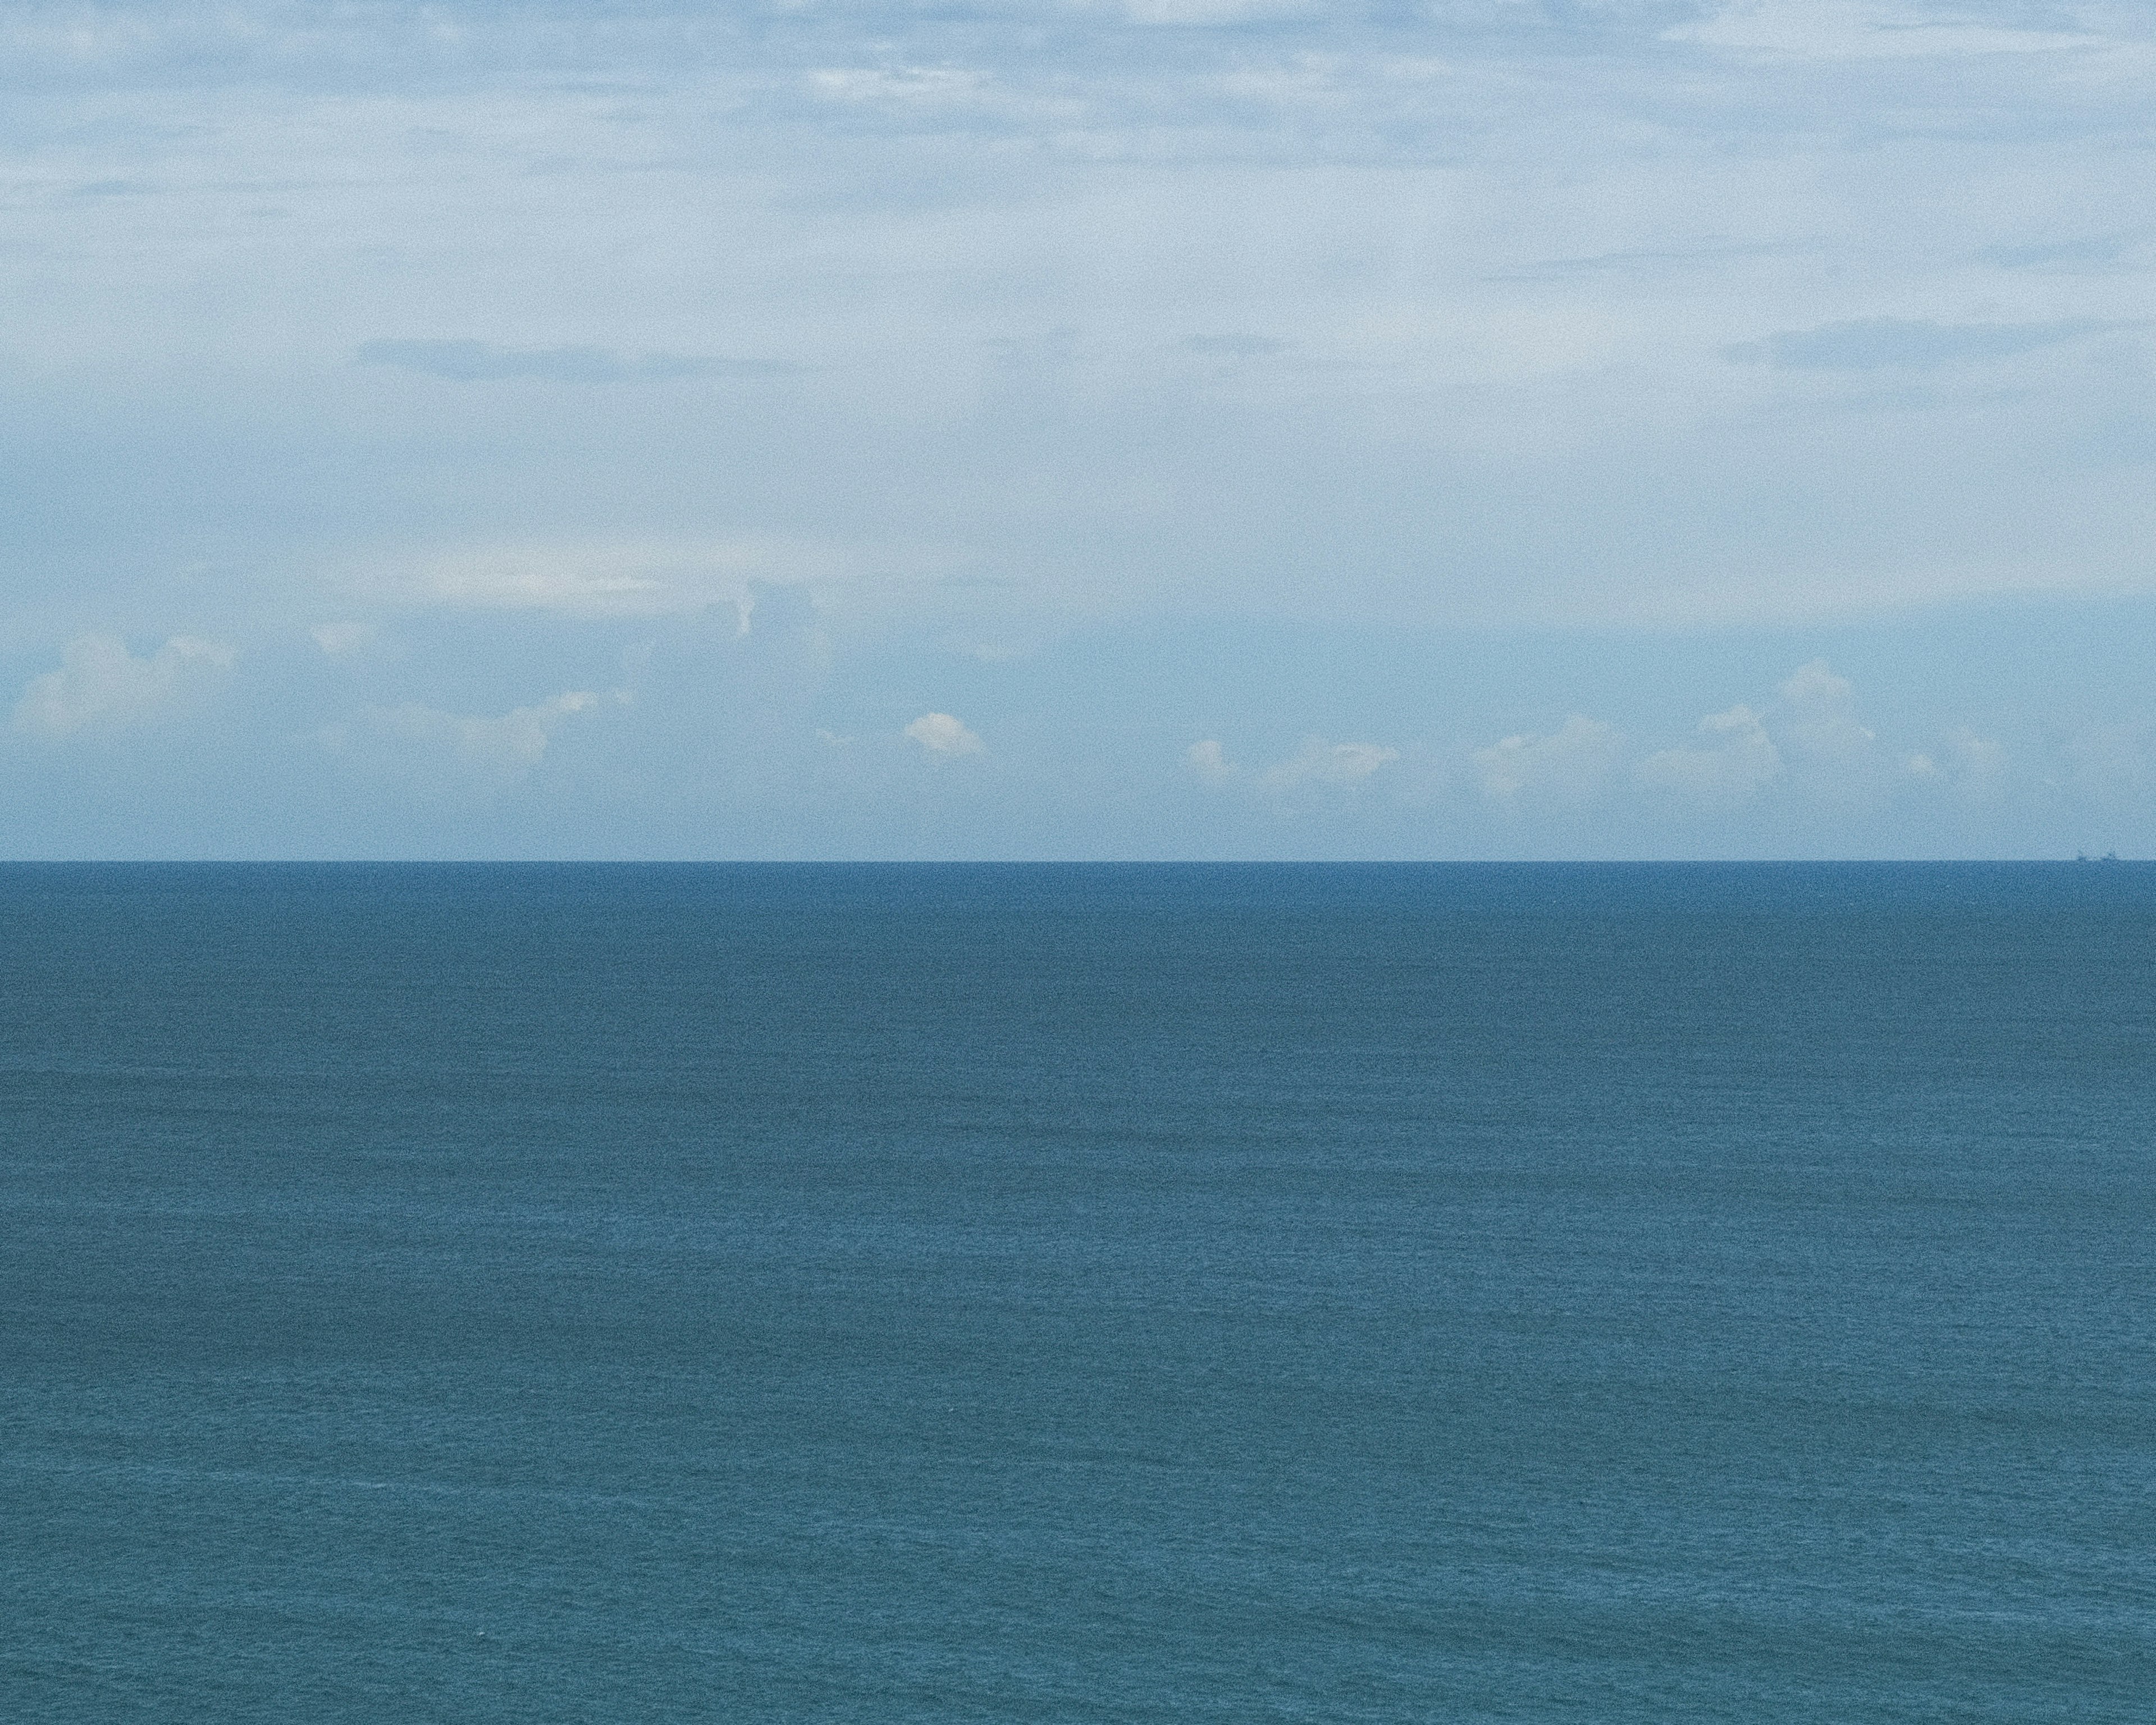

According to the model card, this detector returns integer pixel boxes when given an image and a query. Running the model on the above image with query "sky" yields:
[3,0,2154,858]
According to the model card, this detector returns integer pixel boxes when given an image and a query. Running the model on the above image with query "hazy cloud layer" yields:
[5,1,2156,853]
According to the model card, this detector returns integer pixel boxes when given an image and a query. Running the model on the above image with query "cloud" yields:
[349,541,838,618]
[1976,236,2139,271]
[1778,658,1852,705]
[1579,660,2015,824]
[1186,734,1399,790]
[13,0,2156,660]
[1474,714,1622,805]
[1669,2,2101,61]
[1636,703,1783,808]
[1491,242,1794,284]
[1766,655,1920,812]
[905,711,984,755]
[319,690,601,788]
[17,0,2156,862]
[1776,656,1875,760]
[1725,318,2125,371]
[310,620,376,656]
[12,634,235,738]
[1185,738,1234,782]
[1180,334,1290,357]
[1624,661,1906,815]
[355,340,792,384]
[1263,736,1397,788]
[1910,727,2007,809]
[1118,1,1324,24]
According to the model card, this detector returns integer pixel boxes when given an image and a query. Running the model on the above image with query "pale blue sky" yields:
[4,0,2154,856]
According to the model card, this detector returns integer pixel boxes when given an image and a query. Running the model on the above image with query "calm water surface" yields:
[2,863,2151,1721]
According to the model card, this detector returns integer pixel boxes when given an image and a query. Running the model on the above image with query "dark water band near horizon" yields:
[2,862,2151,1722]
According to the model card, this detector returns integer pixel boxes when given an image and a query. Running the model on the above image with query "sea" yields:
[2,862,2151,1722]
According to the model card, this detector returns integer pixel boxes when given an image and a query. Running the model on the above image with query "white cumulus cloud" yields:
[905,711,984,755]
[1777,659,1875,760]
[12,634,235,738]
[321,690,601,787]
[1263,736,1399,788]
[1771,656,1895,805]
[1636,703,1784,808]
[1185,734,1398,790]
[1474,714,1623,805]
[1185,738,1234,782]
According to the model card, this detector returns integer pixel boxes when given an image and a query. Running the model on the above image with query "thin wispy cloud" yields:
[1179,334,1290,356]
[341,540,845,618]
[1976,236,2140,271]
[1725,317,2131,371]
[357,341,795,384]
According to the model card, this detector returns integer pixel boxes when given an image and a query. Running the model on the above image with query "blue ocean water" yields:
[2,862,2152,1722]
